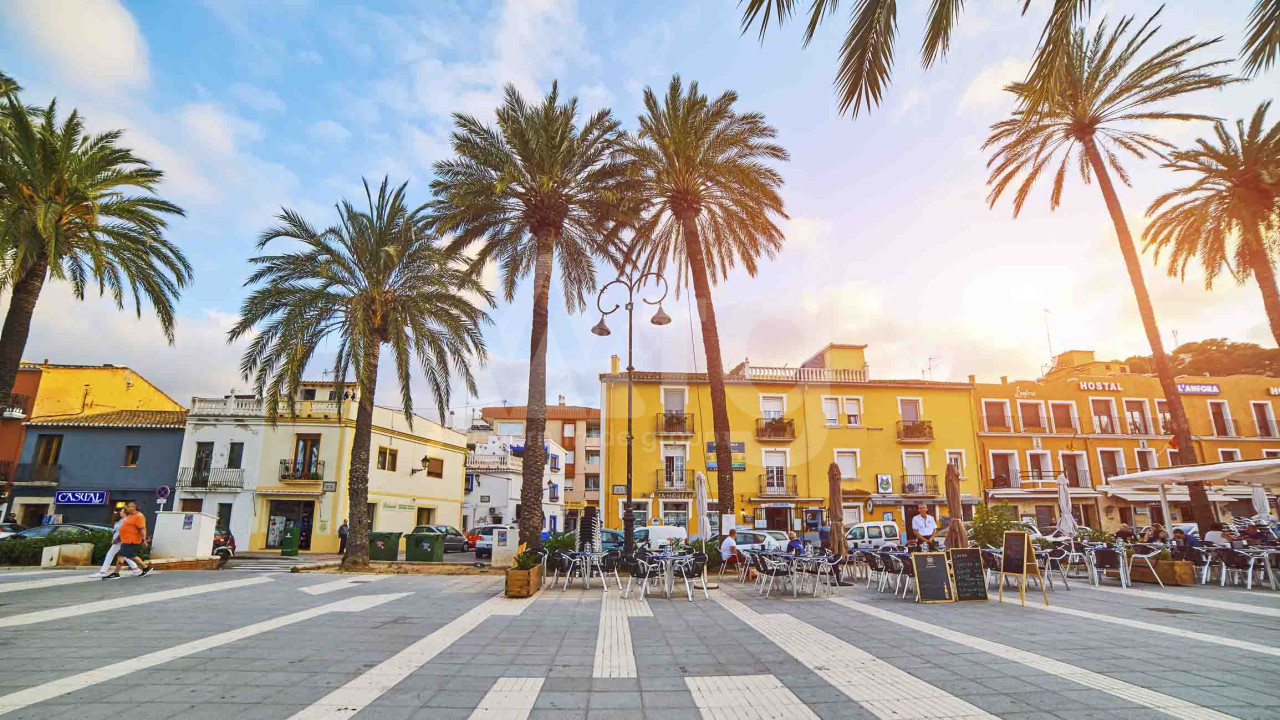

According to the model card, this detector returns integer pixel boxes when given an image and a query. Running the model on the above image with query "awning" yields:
[1101,488,1235,503]
[748,497,825,504]
[987,488,1101,500]
[254,487,324,498]
[1108,459,1280,488]
[873,494,980,506]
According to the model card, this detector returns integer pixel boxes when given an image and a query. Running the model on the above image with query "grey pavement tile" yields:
[584,711,646,720]
[529,710,587,720]
[591,678,639,692]
[639,691,696,709]
[424,690,489,708]
[534,691,591,709]
[588,692,643,710]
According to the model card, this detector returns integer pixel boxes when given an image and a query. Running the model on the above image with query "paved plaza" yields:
[2,567,1279,719]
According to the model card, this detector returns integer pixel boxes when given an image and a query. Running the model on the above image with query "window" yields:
[495,421,523,436]
[898,398,921,423]
[1026,451,1051,480]
[585,423,601,439]
[867,526,882,540]
[549,455,560,472]
[1265,450,1280,459]
[1155,399,1171,434]
[465,474,475,493]
[946,451,965,474]
[761,395,785,420]
[1019,402,1045,431]
[821,397,840,426]
[586,450,600,465]
[426,456,444,478]
[123,445,140,467]
[983,400,1011,430]
[663,388,686,414]
[1061,453,1089,487]
[1098,449,1124,480]
[1050,401,1077,432]
[1123,399,1150,434]
[377,447,398,471]
[564,450,575,465]
[621,500,650,527]
[1208,400,1235,437]
[34,434,63,466]
[1218,449,1241,462]
[1091,399,1118,434]
[1136,448,1157,471]
[227,442,244,470]
[180,498,203,513]
[834,450,858,479]
[990,451,1018,486]
[1253,402,1277,438]
[842,397,862,426]
[585,474,600,490]
[562,423,575,438]
[300,388,317,400]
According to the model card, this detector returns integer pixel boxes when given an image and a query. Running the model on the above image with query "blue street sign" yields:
[54,490,109,505]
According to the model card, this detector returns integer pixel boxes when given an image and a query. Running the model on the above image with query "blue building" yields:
[11,410,187,531]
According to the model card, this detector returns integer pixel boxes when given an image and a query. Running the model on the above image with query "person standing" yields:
[103,502,151,579]
[95,509,139,577]
[338,519,349,555]
[911,504,938,551]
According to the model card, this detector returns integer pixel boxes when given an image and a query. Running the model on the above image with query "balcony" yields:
[1051,422,1078,434]
[2,394,31,420]
[896,420,933,442]
[655,413,694,436]
[1125,419,1151,435]
[757,473,798,497]
[755,417,795,441]
[742,365,868,383]
[279,458,325,482]
[191,396,342,418]
[176,467,245,490]
[992,470,1093,490]
[1094,416,1120,435]
[656,468,693,490]
[900,474,939,495]
[14,463,60,484]
[1021,422,1048,434]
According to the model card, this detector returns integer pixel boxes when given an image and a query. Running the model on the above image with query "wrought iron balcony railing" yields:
[900,474,939,495]
[896,419,933,442]
[656,468,693,490]
[176,467,246,490]
[655,412,694,436]
[755,417,795,441]
[758,473,798,497]
[279,458,325,482]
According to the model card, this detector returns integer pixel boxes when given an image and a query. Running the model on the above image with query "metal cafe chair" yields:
[980,550,1003,589]
[757,554,794,598]
[672,552,710,601]
[1170,546,1212,585]
[896,555,917,600]
[1217,549,1268,590]
[622,554,661,599]
[1128,544,1165,589]
[1088,547,1129,588]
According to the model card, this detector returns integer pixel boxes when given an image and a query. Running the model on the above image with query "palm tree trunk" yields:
[1084,139,1213,533]
[341,341,380,570]
[519,230,554,553]
[1245,224,1280,349]
[680,214,736,525]
[0,254,48,406]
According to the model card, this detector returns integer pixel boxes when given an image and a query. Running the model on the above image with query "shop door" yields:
[416,507,435,526]
[20,503,48,527]
[266,500,314,549]
[1034,505,1055,530]
[217,503,233,532]
[764,506,790,531]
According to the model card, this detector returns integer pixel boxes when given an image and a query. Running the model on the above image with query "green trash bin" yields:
[405,532,444,563]
[368,531,402,561]
[279,526,300,557]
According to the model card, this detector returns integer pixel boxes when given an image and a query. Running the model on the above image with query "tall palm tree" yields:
[1243,0,1280,76]
[1145,102,1280,347]
[983,12,1239,533]
[0,95,189,407]
[429,84,632,552]
[230,178,492,568]
[624,75,789,525]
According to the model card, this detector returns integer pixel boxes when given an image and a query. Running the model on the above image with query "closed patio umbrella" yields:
[944,463,967,550]
[695,471,712,541]
[828,463,848,558]
[1055,473,1077,537]
[1252,485,1271,520]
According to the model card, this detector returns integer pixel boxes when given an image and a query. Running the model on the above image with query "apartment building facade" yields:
[976,350,1280,531]
[462,435,566,534]
[599,344,983,538]
[480,399,601,532]
[174,381,467,552]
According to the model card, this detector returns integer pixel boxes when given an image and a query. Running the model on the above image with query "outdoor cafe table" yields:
[568,551,608,591]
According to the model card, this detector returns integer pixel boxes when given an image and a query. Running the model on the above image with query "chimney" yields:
[967,374,976,384]
[1000,376,1008,385]
[610,355,620,374]
[558,395,565,406]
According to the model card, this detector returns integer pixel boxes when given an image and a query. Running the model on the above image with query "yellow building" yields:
[24,362,184,418]
[976,350,1280,531]
[599,343,982,537]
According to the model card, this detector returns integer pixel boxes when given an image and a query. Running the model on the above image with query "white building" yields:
[463,434,566,536]
[173,381,468,553]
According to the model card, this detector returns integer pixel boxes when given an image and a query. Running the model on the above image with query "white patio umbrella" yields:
[1054,473,1077,537]
[695,471,712,541]
[1252,485,1271,520]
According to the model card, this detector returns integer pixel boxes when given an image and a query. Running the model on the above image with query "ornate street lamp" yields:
[592,269,669,553]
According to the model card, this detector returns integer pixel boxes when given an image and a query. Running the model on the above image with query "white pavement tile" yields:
[0,575,274,629]
[686,674,819,719]
[831,597,1242,720]
[1080,584,1280,618]
[467,677,544,719]
[298,575,385,595]
[0,573,100,594]
[594,590,641,678]
[713,591,995,720]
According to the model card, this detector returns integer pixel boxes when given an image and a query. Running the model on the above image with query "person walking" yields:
[95,509,139,577]
[103,502,152,579]
[338,519,349,555]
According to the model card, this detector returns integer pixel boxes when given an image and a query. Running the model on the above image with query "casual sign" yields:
[948,548,988,602]
[54,490,109,505]
[911,552,953,603]
[1176,382,1220,395]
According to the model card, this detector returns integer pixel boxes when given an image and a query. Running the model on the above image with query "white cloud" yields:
[308,119,352,145]
[3,0,149,91]
[229,82,286,113]
[180,103,264,155]
[577,83,614,112]
[895,88,926,117]
[959,57,1028,110]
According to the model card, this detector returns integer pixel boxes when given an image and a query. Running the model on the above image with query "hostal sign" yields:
[1078,381,1122,392]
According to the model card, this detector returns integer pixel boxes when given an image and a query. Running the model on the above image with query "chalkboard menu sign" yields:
[911,552,953,603]
[1002,530,1028,574]
[948,548,988,602]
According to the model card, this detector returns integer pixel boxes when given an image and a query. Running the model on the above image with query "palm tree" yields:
[1145,102,1280,348]
[230,179,492,568]
[983,12,1238,533]
[0,95,189,407]
[429,84,632,552]
[1243,0,1280,76]
[623,75,789,525]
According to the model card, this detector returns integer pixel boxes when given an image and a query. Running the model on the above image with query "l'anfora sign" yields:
[1079,380,1122,392]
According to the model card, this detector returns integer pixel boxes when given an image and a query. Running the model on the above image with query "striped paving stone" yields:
[686,674,818,719]
[467,677,544,719]
[593,589,651,677]
[712,591,995,720]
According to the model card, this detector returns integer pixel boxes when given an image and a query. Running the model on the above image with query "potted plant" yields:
[505,550,542,598]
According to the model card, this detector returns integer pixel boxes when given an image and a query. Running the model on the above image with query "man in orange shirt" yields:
[104,502,152,579]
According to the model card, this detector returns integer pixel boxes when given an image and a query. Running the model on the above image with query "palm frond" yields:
[1242,0,1280,76]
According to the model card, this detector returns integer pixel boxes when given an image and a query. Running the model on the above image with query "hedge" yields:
[0,530,151,566]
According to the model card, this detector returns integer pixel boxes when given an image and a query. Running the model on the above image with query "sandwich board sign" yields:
[999,530,1048,606]
[947,547,988,602]
[911,551,953,603]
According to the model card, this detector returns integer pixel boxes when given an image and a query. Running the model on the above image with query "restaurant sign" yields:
[1177,382,1220,395]
[54,490,108,505]
[1078,381,1122,392]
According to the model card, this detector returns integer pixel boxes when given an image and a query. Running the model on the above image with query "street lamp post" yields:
[592,270,670,554]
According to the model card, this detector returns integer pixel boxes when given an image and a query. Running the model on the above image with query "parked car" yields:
[2,523,111,541]
[1170,522,1199,538]
[844,521,903,550]
[472,524,514,559]
[0,522,26,539]
[567,528,625,551]
[413,525,469,552]
[634,525,687,548]
[709,530,779,553]
[762,530,791,547]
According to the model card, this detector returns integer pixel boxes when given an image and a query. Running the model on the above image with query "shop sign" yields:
[760,502,794,508]
[322,481,337,493]
[54,490,108,505]
[705,442,746,471]
[876,474,893,493]
[1270,388,1280,396]
[1015,389,1038,398]
[1078,381,1123,392]
[611,484,626,495]
[1177,382,1220,395]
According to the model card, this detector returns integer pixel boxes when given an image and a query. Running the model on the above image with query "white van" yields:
[634,525,688,548]
[844,521,902,550]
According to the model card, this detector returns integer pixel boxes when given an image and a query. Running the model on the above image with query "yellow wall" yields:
[26,363,184,419]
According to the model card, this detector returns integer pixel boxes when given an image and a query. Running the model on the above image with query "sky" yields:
[0,0,1276,426]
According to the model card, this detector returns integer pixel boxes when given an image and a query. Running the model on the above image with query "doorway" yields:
[764,506,790,531]
[266,499,314,549]
[216,502,233,532]
[416,507,435,526]
[19,503,48,527]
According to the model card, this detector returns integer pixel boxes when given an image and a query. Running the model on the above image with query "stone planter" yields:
[505,564,542,598]
[1128,559,1195,586]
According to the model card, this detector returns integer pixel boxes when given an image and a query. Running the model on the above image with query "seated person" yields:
[1202,523,1237,547]
[720,528,746,565]
[1141,523,1169,543]
[1171,528,1202,548]
[786,531,805,555]
[1114,523,1136,542]
[1240,524,1268,544]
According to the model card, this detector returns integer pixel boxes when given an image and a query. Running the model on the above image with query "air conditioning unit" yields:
[488,507,499,515]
